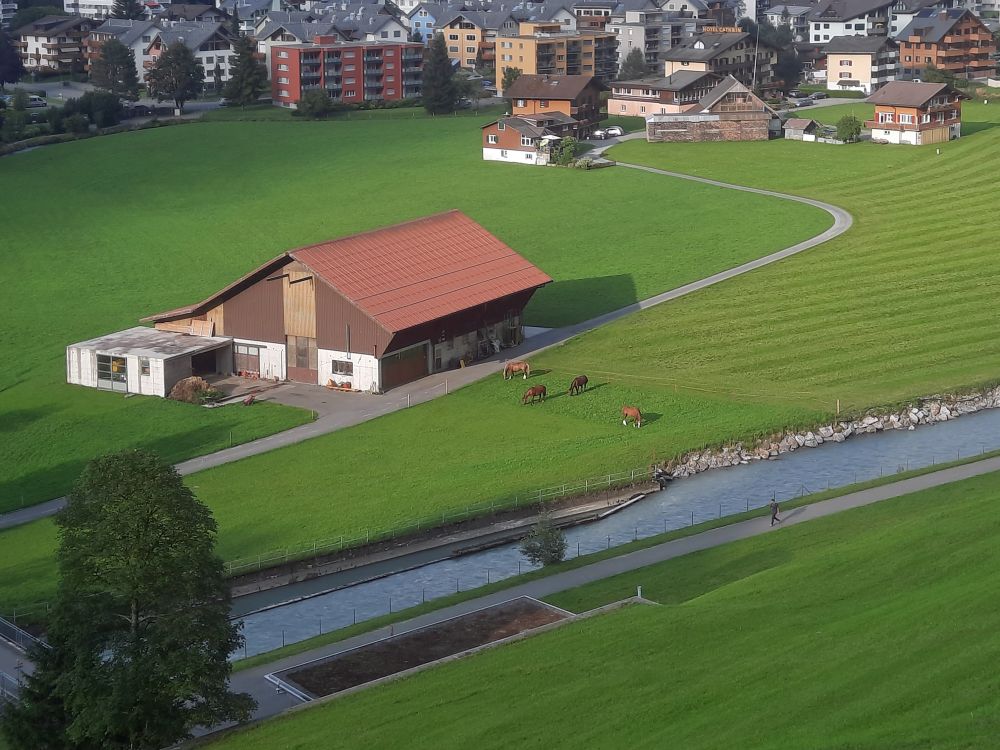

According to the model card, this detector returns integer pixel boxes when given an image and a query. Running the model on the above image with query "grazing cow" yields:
[568,375,589,396]
[503,361,531,380]
[621,405,642,428]
[522,385,547,404]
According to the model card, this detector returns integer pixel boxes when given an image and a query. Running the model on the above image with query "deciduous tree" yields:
[146,41,205,111]
[836,114,862,142]
[422,33,457,114]
[297,88,333,118]
[618,47,650,80]
[774,49,803,91]
[520,512,568,567]
[90,38,140,100]
[11,6,67,31]
[0,451,254,750]
[222,35,267,107]
[501,65,521,93]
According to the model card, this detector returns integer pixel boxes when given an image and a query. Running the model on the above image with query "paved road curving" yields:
[0,157,853,531]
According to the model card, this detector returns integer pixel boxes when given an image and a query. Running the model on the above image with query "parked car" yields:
[593,125,624,139]
[788,89,806,98]
[810,91,829,100]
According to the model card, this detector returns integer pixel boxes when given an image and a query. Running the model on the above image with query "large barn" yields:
[66,211,552,396]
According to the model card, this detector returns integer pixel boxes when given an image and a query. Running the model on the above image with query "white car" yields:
[592,125,624,140]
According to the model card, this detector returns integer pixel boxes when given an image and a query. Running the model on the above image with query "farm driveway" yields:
[0,167,852,531]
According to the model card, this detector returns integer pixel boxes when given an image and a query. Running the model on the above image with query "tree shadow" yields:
[0,405,63,433]
[962,120,999,136]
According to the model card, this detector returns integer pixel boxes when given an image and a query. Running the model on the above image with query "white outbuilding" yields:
[66,326,233,397]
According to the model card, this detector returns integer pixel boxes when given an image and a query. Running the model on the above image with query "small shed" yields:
[783,118,821,140]
[66,326,233,397]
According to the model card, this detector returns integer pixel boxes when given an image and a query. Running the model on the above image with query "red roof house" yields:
[144,211,552,391]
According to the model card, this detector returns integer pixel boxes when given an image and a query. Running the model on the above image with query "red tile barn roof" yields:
[291,211,552,332]
[144,211,552,333]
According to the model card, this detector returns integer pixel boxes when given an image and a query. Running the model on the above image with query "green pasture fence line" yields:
[223,466,655,577]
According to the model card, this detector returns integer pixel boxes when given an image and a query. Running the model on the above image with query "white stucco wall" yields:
[234,338,286,381]
[318,348,380,392]
[482,147,548,165]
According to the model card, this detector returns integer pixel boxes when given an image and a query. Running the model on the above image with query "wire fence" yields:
[224,466,656,576]
[0,671,23,702]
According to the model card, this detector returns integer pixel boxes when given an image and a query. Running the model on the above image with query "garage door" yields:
[381,344,429,391]
[234,344,260,376]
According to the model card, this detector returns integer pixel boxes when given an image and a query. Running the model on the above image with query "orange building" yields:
[897,9,996,81]
[495,22,617,94]
[865,80,967,145]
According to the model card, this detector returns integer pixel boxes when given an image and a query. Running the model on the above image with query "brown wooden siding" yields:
[315,278,392,356]
[282,263,317,338]
[206,304,224,336]
[222,269,286,344]
[385,289,539,354]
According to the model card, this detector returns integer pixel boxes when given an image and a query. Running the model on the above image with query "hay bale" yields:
[168,376,213,404]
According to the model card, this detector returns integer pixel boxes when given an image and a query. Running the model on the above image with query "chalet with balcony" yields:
[825,34,898,94]
[646,75,777,141]
[808,0,896,43]
[16,15,92,72]
[662,29,779,87]
[144,22,236,85]
[865,80,967,144]
[503,73,604,136]
[271,37,423,108]
[85,19,157,76]
[608,70,720,117]
[481,115,565,165]
[896,9,996,81]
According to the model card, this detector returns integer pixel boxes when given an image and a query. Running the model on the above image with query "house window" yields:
[839,72,851,78]
[465,58,475,65]
[278,76,288,84]
[345,64,355,71]
[620,104,626,111]
[139,357,150,376]
[516,99,525,107]
[539,100,548,107]
[279,89,290,96]
[525,153,532,160]
[465,34,476,40]
[380,31,388,38]
[898,113,913,124]
[387,89,395,95]
[921,113,930,123]
[332,360,353,376]
[840,59,851,66]
[488,134,498,143]
[345,78,355,84]
[878,111,894,123]
[345,90,356,96]
[206,56,214,63]
[449,33,459,40]
[498,121,505,130]
[466,46,475,53]
[500,149,508,157]
[277,64,288,71]
[393,30,401,37]
[449,46,459,52]
[520,135,532,146]
[278,50,288,58]
[286,336,318,371]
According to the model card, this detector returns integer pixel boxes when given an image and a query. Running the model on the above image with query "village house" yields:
[68,213,552,397]
[271,37,423,108]
[662,29,778,88]
[808,0,896,42]
[895,8,996,81]
[503,73,604,136]
[481,115,564,164]
[824,34,898,94]
[608,70,720,117]
[15,15,92,72]
[645,75,777,141]
[864,79,967,144]
[84,19,157,77]
[161,4,231,24]
[144,22,237,85]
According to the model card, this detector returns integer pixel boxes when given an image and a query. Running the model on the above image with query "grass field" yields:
[0,115,825,512]
[204,470,1000,749]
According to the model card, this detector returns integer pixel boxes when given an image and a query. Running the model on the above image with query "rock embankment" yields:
[664,386,1000,479]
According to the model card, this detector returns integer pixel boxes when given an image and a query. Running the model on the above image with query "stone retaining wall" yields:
[663,385,1000,479]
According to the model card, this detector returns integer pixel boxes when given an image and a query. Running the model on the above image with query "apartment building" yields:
[607,7,705,68]
[824,34,898,93]
[271,37,423,108]
[896,8,996,80]
[495,21,617,93]
[608,69,721,115]
[662,29,778,87]
[1,0,17,30]
[16,15,92,72]
[865,79,966,143]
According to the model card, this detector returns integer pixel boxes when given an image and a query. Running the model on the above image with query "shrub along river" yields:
[233,407,1000,658]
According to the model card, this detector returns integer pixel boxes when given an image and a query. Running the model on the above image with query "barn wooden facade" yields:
[141,211,552,393]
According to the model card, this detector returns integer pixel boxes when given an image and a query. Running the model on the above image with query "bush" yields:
[836,114,862,143]
[519,512,567,567]
[1,110,27,142]
[63,90,123,128]
[63,113,90,135]
[296,90,333,119]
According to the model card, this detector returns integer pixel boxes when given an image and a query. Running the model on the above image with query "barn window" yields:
[139,357,150,376]
[332,359,354,376]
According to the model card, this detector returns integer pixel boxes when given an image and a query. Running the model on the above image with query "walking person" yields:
[770,499,781,526]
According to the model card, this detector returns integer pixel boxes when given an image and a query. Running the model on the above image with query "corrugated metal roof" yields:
[291,211,552,332]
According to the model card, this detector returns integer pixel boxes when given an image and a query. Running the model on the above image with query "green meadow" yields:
[0,115,824,513]
[204,469,1000,750]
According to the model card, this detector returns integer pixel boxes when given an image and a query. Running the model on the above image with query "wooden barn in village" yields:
[66,211,552,396]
